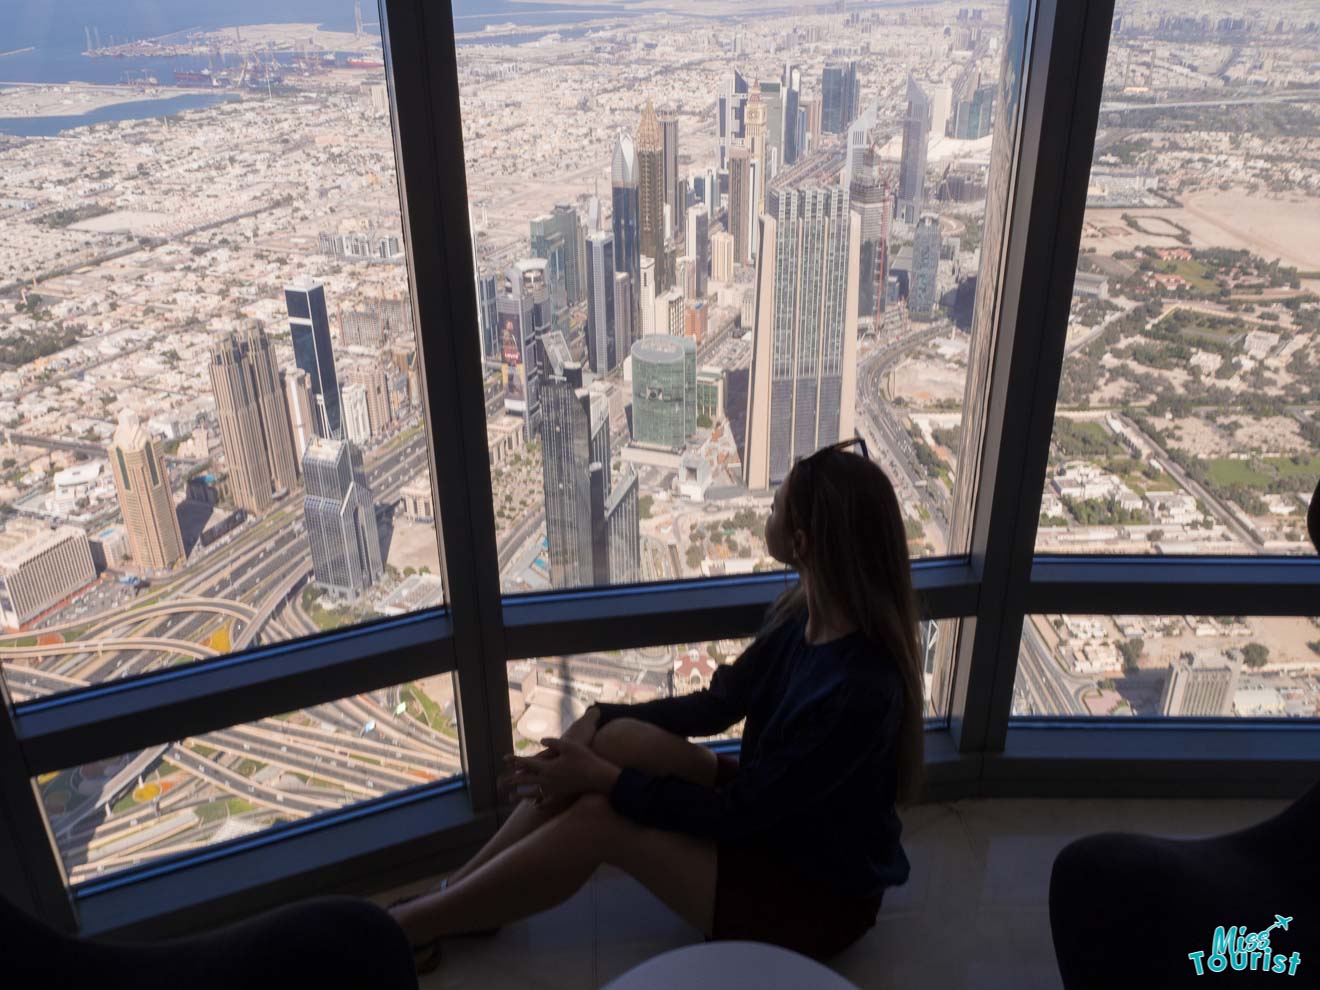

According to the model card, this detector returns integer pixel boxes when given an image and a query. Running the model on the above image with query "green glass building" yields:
[630,335,696,451]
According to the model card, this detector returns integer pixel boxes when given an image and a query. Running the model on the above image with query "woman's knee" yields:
[590,717,652,763]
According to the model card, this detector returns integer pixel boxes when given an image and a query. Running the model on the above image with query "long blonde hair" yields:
[762,443,925,806]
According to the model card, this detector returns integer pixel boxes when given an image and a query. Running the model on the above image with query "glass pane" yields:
[509,640,752,750]
[922,618,959,724]
[1036,5,1319,556]
[456,1,1031,592]
[507,620,957,749]
[39,676,461,886]
[1012,614,1320,719]
[0,3,443,702]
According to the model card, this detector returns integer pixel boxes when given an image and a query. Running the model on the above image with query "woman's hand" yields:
[499,736,621,802]
[561,706,602,749]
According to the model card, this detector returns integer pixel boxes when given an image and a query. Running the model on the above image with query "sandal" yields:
[411,937,443,976]
[387,876,502,940]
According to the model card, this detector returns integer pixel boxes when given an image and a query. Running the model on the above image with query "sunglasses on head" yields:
[799,436,871,467]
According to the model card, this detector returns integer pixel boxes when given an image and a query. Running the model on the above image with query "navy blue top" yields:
[593,613,910,900]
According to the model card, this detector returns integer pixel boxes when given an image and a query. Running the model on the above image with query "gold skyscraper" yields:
[208,325,299,515]
[636,101,669,293]
[109,409,185,571]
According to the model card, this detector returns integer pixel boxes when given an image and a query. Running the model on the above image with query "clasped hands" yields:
[498,710,621,803]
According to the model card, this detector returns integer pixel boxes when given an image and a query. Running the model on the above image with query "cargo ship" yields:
[346,57,385,69]
[173,68,215,86]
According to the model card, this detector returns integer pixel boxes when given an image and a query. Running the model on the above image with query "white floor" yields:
[370,797,1288,990]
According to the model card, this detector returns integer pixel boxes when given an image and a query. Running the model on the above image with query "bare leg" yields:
[445,794,572,887]
[446,718,719,886]
[392,793,717,943]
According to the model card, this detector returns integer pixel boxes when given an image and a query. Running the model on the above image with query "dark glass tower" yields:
[898,76,932,224]
[910,214,942,321]
[611,131,640,321]
[539,332,639,588]
[821,61,859,134]
[301,437,382,597]
[284,277,342,440]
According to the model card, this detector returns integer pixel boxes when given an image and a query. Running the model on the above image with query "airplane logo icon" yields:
[1261,915,1293,936]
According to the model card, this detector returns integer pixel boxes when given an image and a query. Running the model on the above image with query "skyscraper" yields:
[281,368,315,472]
[710,229,735,285]
[636,102,669,293]
[602,469,640,587]
[728,146,752,266]
[499,260,552,438]
[660,115,680,241]
[478,273,498,362]
[638,255,657,337]
[910,214,942,321]
[208,325,299,516]
[898,77,932,224]
[850,151,892,319]
[821,61,860,134]
[744,182,861,490]
[540,332,639,587]
[109,409,185,571]
[342,382,372,445]
[1161,652,1241,716]
[685,204,710,299]
[284,277,342,440]
[528,218,567,314]
[611,131,641,304]
[744,91,768,200]
[586,231,617,375]
[613,271,634,364]
[657,288,684,337]
[952,82,996,139]
[631,335,696,451]
[717,69,749,171]
[341,364,392,438]
[759,79,783,177]
[799,96,822,156]
[302,437,382,597]
[531,205,587,310]
[782,64,802,166]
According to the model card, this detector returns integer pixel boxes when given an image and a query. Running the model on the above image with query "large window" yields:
[1036,2,1320,557]
[39,675,460,885]
[454,0,1026,593]
[1,0,1318,935]
[0,4,442,701]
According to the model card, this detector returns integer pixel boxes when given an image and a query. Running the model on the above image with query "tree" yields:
[1241,642,1269,669]
[1117,637,1143,672]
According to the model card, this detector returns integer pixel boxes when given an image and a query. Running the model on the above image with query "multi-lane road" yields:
[6,427,468,880]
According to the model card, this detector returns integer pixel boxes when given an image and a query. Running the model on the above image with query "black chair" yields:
[1049,781,1320,987]
[2,892,418,990]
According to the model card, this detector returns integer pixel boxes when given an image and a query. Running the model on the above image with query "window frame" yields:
[2,0,1320,942]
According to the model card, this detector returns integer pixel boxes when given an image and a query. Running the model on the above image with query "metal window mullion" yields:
[382,0,511,815]
[502,562,980,660]
[950,0,1116,753]
[14,614,456,775]
[1027,555,1320,616]
[0,677,75,931]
